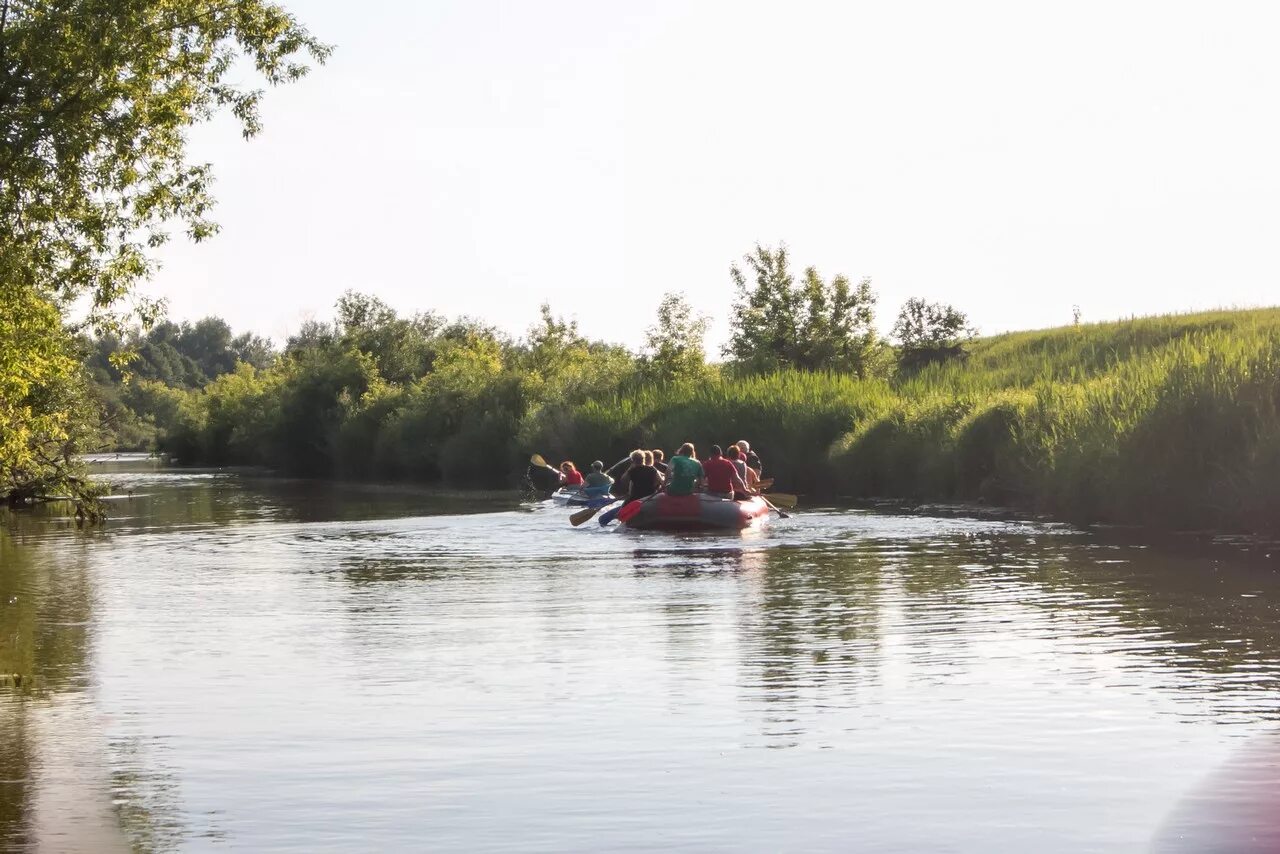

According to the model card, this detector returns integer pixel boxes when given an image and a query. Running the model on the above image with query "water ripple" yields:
[3,463,1280,851]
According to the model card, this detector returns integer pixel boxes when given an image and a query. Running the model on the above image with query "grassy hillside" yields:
[526,308,1280,534]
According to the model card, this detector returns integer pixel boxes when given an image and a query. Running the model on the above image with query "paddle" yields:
[761,491,796,508]
[570,501,615,527]
[534,452,628,479]
[529,452,565,485]
[597,501,628,526]
[759,493,792,519]
[753,477,774,492]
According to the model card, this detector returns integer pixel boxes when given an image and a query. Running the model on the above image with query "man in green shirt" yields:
[665,443,704,496]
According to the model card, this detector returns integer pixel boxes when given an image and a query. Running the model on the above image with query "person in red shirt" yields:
[700,445,753,499]
[559,461,584,487]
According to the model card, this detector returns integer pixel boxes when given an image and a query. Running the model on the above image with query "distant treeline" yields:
[91,244,970,477]
[90,247,1280,536]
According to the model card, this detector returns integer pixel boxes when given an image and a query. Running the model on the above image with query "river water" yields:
[2,456,1280,852]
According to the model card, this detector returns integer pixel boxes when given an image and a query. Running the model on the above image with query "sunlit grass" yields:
[528,308,1280,534]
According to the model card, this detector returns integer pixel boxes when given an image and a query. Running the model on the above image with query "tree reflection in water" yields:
[1,515,182,851]
[729,525,1280,750]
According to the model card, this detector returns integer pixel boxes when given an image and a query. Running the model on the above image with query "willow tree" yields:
[0,0,329,509]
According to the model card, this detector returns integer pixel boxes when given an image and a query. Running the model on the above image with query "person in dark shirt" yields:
[625,450,661,501]
[651,449,669,475]
[702,445,753,499]
[735,440,762,475]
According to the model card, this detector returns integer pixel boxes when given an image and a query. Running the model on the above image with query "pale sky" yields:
[149,1,1280,353]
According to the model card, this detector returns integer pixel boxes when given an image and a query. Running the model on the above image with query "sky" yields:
[149,1,1280,353]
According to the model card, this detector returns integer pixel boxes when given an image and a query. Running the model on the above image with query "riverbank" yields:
[149,307,1280,537]
[529,308,1280,536]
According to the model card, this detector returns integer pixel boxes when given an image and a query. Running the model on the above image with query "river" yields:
[2,455,1279,852]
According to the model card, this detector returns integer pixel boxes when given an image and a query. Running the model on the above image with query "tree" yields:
[640,292,709,384]
[232,332,276,371]
[286,319,339,354]
[178,317,237,378]
[335,291,442,383]
[724,244,803,372]
[0,0,330,324]
[892,298,975,371]
[0,281,102,512]
[798,268,884,377]
[524,304,588,379]
[725,243,885,376]
[0,0,328,507]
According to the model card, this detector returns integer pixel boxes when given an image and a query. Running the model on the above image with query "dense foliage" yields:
[95,285,1280,537]
[892,298,975,371]
[93,243,908,483]
[638,293,711,385]
[148,294,646,484]
[533,308,1280,535]
[725,244,886,377]
[0,0,326,510]
[0,280,101,508]
[82,317,272,450]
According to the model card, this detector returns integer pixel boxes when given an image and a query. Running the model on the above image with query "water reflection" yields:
[629,545,769,575]
[3,460,1280,850]
[0,699,32,849]
[0,523,112,849]
[736,546,887,749]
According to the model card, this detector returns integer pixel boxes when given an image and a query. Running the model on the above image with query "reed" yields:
[167,306,1280,535]
[528,308,1280,535]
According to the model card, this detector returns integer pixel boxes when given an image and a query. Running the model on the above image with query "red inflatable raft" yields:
[617,493,771,531]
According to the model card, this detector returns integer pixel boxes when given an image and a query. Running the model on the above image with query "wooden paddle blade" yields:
[530,453,548,468]
[762,492,797,508]
[570,504,605,526]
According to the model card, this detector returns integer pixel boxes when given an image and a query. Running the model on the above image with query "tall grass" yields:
[527,308,1280,535]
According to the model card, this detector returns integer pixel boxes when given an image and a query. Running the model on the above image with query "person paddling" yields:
[642,450,662,483]
[703,444,753,500]
[598,450,661,526]
[736,440,762,476]
[651,449,669,475]
[614,448,645,494]
[626,450,661,502]
[665,443,704,496]
[583,460,613,497]
[559,461,584,487]
[725,444,759,490]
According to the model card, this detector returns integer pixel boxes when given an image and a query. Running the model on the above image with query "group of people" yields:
[557,440,764,504]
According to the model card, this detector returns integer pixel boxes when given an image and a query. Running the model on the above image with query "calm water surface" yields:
[3,456,1280,852]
